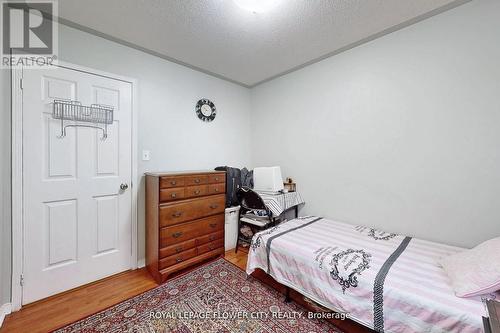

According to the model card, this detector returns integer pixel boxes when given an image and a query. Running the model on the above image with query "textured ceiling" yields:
[58,0,467,87]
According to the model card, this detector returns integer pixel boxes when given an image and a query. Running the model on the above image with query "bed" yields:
[246,216,497,333]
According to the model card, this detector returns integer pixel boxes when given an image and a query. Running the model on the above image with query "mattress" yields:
[246,216,497,333]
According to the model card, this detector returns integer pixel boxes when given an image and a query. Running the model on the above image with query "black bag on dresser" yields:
[215,166,241,207]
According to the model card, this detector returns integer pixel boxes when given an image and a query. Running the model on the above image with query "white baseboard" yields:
[137,258,145,268]
[0,303,12,328]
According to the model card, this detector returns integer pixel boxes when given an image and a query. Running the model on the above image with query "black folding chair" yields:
[235,187,274,253]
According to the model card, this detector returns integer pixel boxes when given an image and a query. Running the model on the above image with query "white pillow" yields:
[439,237,500,298]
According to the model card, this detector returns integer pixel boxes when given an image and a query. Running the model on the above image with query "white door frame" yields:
[11,61,139,311]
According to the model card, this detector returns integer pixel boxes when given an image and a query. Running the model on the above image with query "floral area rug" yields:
[56,258,343,333]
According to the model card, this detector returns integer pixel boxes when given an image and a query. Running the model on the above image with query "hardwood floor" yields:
[1,247,369,333]
[223,247,249,270]
[0,249,249,333]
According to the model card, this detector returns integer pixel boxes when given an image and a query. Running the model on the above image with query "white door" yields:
[22,64,133,304]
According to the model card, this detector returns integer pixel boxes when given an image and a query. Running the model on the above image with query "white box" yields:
[253,166,284,193]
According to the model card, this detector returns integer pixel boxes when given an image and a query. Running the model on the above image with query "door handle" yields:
[120,183,129,191]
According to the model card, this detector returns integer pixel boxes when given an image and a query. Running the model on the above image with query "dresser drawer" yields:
[158,248,225,283]
[200,215,224,233]
[160,188,186,202]
[208,173,225,184]
[185,185,208,198]
[159,238,196,258]
[197,230,223,246]
[159,247,198,270]
[198,239,224,255]
[159,195,225,227]
[160,215,224,246]
[184,175,208,186]
[160,176,184,189]
[207,183,225,195]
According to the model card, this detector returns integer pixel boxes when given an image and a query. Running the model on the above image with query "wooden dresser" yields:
[145,170,226,283]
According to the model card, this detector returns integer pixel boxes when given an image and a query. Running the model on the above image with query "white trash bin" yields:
[224,206,240,251]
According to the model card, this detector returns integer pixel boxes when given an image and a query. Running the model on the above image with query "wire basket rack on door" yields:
[52,99,114,140]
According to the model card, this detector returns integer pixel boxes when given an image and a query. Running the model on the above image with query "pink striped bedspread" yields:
[246,216,498,333]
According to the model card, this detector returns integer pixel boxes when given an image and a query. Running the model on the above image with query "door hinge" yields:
[20,274,24,286]
[19,78,24,90]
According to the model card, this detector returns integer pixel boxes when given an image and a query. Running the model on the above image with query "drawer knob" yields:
[214,188,219,192]
[171,193,177,198]
[215,177,219,181]
[172,232,183,238]
[209,204,218,209]
[209,223,217,228]
[194,190,201,195]
[171,180,177,185]
[195,179,200,183]
[175,247,183,253]
[172,212,183,218]
[209,235,216,241]
[209,245,215,250]
[176,258,183,263]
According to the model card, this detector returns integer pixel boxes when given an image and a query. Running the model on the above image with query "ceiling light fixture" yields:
[233,0,281,13]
